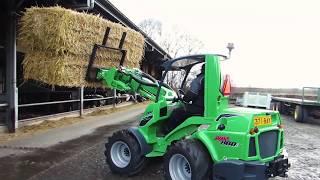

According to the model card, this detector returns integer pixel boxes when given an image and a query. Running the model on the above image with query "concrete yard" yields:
[0,106,319,180]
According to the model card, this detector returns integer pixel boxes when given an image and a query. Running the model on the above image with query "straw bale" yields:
[22,51,141,88]
[19,7,145,58]
[18,6,145,88]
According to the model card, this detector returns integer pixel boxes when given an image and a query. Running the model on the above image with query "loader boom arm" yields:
[96,67,176,102]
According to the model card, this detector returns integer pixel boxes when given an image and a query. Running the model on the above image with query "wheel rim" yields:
[294,108,298,120]
[169,154,192,180]
[110,141,131,168]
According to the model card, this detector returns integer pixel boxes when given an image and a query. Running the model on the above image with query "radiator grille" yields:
[248,137,256,157]
[258,130,278,159]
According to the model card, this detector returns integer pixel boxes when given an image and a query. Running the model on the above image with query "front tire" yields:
[164,139,212,180]
[105,130,147,176]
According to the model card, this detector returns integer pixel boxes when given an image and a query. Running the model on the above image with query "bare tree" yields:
[139,19,204,89]
[180,35,204,55]
[139,19,204,58]
[138,19,162,42]
[160,29,204,89]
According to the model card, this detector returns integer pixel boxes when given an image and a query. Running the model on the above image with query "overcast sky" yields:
[110,0,320,88]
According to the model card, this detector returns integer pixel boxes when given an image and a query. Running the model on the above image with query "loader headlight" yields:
[249,126,259,135]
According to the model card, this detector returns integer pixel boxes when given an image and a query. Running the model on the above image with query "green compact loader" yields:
[86,30,289,180]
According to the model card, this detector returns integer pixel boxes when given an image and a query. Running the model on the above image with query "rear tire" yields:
[294,105,308,123]
[105,129,147,176]
[164,139,212,180]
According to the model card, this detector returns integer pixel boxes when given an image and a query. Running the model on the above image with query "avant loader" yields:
[86,30,289,180]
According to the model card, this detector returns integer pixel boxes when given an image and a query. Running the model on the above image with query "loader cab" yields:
[158,54,230,118]
[161,55,205,92]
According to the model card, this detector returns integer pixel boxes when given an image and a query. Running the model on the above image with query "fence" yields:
[1,88,135,126]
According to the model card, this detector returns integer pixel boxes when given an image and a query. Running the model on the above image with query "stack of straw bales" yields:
[19,6,145,88]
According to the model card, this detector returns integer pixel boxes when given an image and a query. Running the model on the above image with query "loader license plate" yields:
[254,116,272,126]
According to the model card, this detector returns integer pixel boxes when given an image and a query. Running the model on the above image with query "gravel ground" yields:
[277,116,320,180]
[0,114,319,180]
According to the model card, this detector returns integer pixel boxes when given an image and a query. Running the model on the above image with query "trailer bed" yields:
[272,97,320,107]
[271,88,320,122]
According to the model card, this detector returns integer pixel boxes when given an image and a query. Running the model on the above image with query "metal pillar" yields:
[79,86,84,117]
[5,0,18,132]
[113,89,116,108]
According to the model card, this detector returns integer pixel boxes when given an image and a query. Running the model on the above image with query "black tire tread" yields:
[276,102,285,114]
[164,139,212,180]
[105,129,147,176]
[294,105,308,123]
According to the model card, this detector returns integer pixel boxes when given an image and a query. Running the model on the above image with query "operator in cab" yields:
[164,64,205,134]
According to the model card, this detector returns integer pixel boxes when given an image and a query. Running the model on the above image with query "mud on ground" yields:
[0,114,319,180]
[276,116,320,180]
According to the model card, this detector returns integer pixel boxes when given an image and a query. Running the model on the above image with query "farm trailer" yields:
[271,87,320,122]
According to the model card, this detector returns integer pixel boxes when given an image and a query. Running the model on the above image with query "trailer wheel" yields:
[105,129,147,176]
[270,102,276,111]
[275,102,288,114]
[294,105,308,123]
[164,139,212,180]
[275,103,281,113]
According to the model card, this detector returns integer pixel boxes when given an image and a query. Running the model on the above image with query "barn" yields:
[0,0,170,132]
